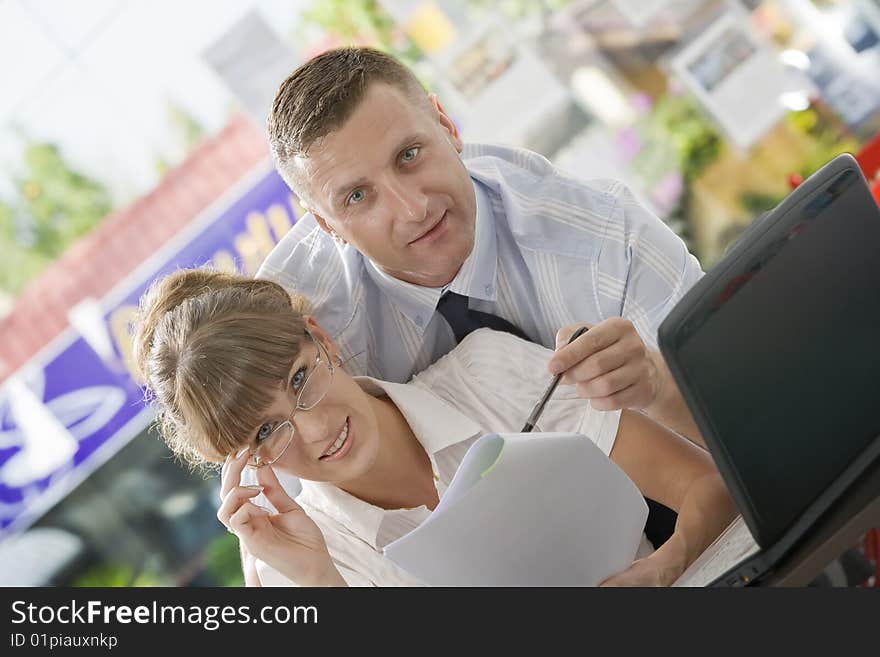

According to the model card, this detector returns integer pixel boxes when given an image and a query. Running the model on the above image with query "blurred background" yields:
[1,0,879,587]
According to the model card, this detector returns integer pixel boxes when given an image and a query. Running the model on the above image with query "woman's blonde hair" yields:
[130,268,308,467]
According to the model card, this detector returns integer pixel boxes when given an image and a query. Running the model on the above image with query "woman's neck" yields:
[338,395,440,511]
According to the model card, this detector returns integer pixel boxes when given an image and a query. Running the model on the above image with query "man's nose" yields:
[383,177,427,223]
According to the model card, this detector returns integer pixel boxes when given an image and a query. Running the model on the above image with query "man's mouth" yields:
[407,211,448,246]
[319,417,351,460]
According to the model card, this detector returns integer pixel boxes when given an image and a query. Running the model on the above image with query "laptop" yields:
[658,153,880,587]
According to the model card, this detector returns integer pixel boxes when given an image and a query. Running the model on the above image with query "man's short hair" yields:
[267,47,428,194]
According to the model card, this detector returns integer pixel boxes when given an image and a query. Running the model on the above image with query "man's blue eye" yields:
[401,147,419,162]
[348,189,365,205]
[291,366,307,391]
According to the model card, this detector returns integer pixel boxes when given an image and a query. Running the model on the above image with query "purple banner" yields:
[0,164,300,537]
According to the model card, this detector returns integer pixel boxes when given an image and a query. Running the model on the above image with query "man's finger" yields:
[581,382,641,412]
[572,362,644,399]
[549,324,615,375]
[554,322,597,350]
[555,323,586,350]
[558,345,629,386]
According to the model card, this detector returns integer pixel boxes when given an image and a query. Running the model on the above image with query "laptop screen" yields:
[666,163,880,547]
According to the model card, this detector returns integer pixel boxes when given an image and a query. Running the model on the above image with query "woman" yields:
[132,268,736,587]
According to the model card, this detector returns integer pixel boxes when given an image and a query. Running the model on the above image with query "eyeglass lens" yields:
[248,339,333,466]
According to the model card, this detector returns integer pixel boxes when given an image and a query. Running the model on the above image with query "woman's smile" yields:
[319,417,354,461]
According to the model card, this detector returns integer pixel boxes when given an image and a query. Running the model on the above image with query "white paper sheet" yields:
[383,432,648,586]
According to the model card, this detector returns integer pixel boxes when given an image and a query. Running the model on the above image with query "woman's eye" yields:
[347,189,365,205]
[291,366,307,392]
[256,422,274,443]
[401,146,419,163]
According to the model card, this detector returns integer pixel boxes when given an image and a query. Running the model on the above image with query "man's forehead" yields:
[291,146,354,202]
[322,85,429,146]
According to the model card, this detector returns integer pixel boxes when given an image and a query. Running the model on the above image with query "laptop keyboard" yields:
[673,515,760,587]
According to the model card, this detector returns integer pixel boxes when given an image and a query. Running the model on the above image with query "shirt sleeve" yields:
[254,559,372,587]
[597,181,704,350]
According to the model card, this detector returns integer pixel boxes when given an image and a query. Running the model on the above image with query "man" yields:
[257,46,706,553]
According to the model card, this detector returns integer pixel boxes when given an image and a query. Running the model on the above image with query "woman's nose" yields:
[292,408,334,446]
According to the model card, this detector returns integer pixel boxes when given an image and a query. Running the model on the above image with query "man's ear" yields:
[303,315,338,359]
[312,212,334,235]
[429,92,463,153]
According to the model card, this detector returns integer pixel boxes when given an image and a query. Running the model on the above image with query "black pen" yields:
[521,326,590,433]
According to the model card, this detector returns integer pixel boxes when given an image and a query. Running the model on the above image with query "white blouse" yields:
[254,329,651,586]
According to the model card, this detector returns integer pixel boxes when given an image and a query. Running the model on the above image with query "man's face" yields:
[291,83,477,288]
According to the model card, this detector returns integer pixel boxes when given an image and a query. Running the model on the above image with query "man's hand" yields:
[548,318,661,412]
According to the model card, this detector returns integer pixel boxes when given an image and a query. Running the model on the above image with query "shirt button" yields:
[484,284,494,295]
[415,315,424,326]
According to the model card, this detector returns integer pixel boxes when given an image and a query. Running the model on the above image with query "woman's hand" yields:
[599,530,691,587]
[219,449,345,586]
[599,550,683,587]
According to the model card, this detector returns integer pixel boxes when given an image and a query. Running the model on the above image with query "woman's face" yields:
[245,320,382,485]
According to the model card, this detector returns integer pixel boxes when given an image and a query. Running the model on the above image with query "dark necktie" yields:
[435,291,529,344]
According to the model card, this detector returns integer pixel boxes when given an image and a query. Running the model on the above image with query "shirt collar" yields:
[447,179,498,302]
[296,376,482,548]
[363,177,499,328]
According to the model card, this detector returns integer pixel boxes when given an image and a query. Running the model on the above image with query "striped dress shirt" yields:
[256,142,704,383]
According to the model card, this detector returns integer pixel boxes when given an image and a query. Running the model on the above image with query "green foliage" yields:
[301,0,395,45]
[785,108,861,178]
[0,139,113,296]
[645,94,724,183]
[155,102,208,176]
[166,103,206,152]
[203,531,245,587]
[297,0,423,68]
[72,562,169,587]
[465,0,574,21]
[16,142,113,254]
[739,190,784,215]
[631,93,723,258]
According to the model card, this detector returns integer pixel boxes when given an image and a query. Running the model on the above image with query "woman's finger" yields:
[256,466,303,515]
[217,485,263,528]
[228,501,270,539]
[220,448,250,500]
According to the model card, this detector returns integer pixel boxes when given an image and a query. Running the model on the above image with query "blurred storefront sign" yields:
[382,0,575,155]
[0,165,300,538]
[670,9,808,150]
[610,0,672,29]
[203,9,300,126]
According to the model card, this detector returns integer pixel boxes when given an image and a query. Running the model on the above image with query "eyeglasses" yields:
[246,333,337,469]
